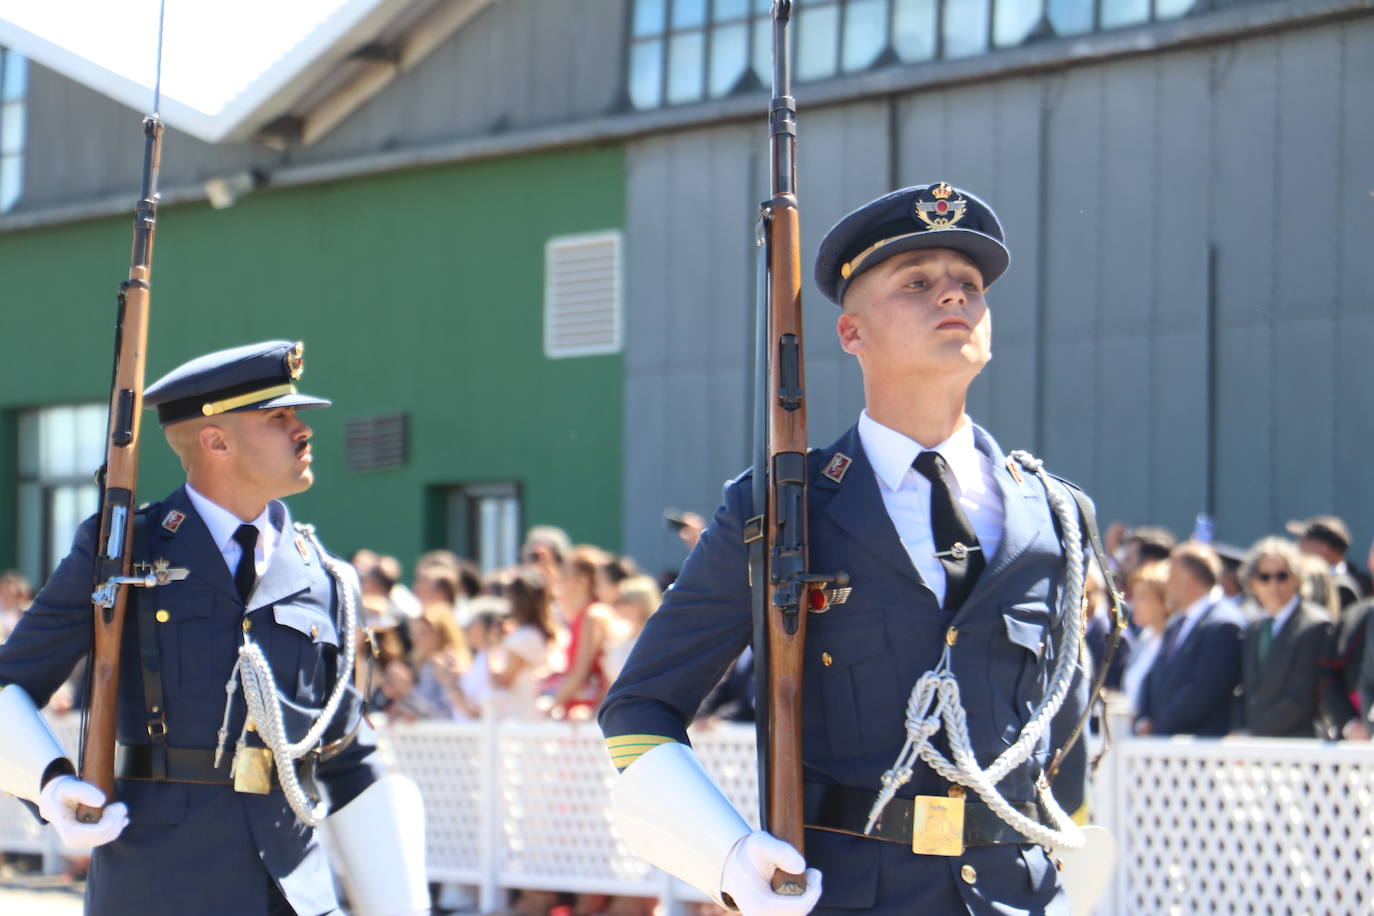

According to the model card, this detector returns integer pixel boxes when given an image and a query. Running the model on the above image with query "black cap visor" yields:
[231,391,332,414]
[836,228,1010,304]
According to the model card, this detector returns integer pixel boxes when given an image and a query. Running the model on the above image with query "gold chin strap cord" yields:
[201,384,296,417]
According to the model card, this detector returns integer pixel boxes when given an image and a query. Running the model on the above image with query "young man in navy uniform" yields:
[601,184,1094,915]
[0,341,428,915]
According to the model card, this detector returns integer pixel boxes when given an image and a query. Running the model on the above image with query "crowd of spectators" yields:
[1085,514,1374,741]
[6,506,1374,910]
[345,527,676,916]
[350,526,667,729]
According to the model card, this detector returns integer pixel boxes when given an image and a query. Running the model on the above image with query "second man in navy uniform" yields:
[601,183,1094,915]
[0,341,428,915]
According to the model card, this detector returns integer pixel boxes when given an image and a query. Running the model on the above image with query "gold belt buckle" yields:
[233,746,274,795]
[911,795,965,856]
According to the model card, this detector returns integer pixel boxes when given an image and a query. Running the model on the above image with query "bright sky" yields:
[0,0,385,138]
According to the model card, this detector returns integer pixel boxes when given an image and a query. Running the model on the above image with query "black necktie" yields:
[913,451,986,610]
[232,524,259,604]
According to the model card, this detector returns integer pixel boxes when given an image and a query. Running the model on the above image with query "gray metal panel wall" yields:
[13,0,626,210]
[623,15,1374,575]
[17,65,277,210]
[298,0,625,165]
[621,102,891,570]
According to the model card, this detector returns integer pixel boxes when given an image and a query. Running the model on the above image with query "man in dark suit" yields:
[600,183,1096,916]
[0,341,427,915]
[1233,538,1329,738]
[1136,542,1245,737]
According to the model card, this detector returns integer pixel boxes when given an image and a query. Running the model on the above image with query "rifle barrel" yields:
[78,115,163,819]
[758,0,812,896]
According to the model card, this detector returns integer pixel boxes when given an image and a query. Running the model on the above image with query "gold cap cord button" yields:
[961,864,977,885]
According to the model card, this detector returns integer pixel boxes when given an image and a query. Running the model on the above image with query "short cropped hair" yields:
[1169,542,1221,589]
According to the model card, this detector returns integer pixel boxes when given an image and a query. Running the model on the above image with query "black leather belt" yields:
[804,782,1039,848]
[115,743,276,788]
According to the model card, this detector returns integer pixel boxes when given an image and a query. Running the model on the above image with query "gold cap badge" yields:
[286,341,304,381]
[914,182,967,230]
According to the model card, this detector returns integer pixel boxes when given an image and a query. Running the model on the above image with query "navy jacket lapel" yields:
[960,427,1047,610]
[818,426,923,586]
[247,512,314,612]
[150,486,239,603]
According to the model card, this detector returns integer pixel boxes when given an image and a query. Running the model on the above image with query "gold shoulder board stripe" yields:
[605,734,675,769]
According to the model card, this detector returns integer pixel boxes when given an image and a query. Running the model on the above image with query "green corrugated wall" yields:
[0,144,626,574]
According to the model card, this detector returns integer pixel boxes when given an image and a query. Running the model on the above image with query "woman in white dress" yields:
[487,572,557,720]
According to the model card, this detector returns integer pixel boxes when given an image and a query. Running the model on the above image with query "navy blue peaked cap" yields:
[814,182,1009,305]
[144,340,331,426]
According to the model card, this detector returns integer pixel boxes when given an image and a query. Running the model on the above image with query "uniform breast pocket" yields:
[271,601,339,702]
[155,585,236,697]
[990,603,1051,745]
[807,614,898,758]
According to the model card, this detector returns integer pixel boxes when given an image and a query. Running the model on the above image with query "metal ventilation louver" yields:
[344,412,408,472]
[544,230,623,358]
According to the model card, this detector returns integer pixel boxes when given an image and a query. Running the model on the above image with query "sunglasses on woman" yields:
[1254,571,1291,583]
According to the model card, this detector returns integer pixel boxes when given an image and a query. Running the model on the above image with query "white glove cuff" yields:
[610,741,751,905]
[0,684,69,803]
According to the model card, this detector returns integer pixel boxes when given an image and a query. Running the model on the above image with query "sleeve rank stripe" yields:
[604,734,675,749]
[604,735,675,769]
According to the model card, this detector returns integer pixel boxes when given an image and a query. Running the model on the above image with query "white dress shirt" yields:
[1122,629,1161,713]
[184,483,282,581]
[857,410,1005,606]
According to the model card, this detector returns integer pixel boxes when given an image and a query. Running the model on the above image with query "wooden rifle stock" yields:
[77,115,163,823]
[750,1,847,896]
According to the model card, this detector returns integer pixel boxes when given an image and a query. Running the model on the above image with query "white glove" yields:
[38,775,129,850]
[720,830,823,916]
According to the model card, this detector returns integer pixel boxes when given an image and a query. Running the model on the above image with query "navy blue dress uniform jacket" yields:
[1136,599,1245,737]
[0,485,382,916]
[600,424,1089,916]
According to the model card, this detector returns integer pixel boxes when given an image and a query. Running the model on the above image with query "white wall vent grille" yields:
[544,230,623,359]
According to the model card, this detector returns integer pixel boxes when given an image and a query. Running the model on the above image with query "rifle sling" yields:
[131,513,170,782]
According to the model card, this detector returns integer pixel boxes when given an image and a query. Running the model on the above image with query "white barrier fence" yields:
[4,714,1373,914]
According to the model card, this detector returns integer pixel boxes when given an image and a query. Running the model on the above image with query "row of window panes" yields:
[628,0,1198,110]
[17,404,105,583]
[17,480,98,585]
[18,404,106,481]
[0,50,25,213]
